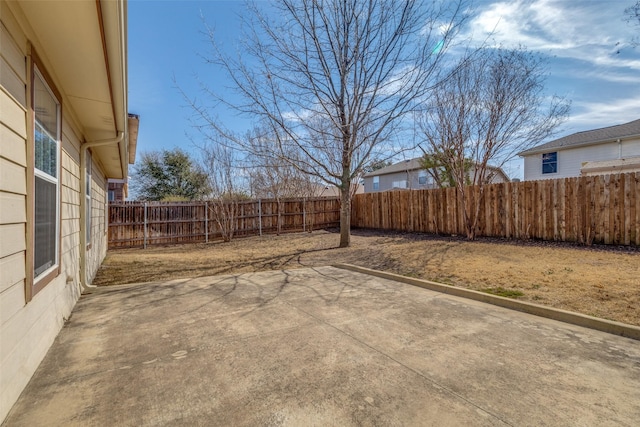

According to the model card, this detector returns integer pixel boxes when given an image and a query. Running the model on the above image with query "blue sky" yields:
[128,0,640,180]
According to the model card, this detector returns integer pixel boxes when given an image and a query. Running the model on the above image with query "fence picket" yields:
[350,173,639,246]
[108,197,340,248]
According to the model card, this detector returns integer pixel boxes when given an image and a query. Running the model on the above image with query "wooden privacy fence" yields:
[108,197,340,248]
[352,173,640,246]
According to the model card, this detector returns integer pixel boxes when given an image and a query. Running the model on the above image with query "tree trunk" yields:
[339,184,351,248]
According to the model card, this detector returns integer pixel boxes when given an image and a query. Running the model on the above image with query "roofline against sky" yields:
[518,132,640,157]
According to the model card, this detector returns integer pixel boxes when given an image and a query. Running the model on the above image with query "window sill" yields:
[32,266,61,299]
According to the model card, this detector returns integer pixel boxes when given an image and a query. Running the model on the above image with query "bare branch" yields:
[418,46,570,239]
[186,0,471,246]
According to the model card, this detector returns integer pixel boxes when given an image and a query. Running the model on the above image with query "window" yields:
[86,151,92,247]
[392,180,407,189]
[542,152,557,174]
[33,66,60,283]
[108,190,115,202]
[373,176,379,190]
[418,171,428,185]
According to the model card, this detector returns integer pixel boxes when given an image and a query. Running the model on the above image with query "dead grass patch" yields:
[94,229,640,326]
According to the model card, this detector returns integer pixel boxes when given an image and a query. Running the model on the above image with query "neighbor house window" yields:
[542,152,557,174]
[392,180,407,189]
[33,66,61,284]
[418,171,428,185]
[373,176,379,190]
[86,151,92,248]
[108,190,115,202]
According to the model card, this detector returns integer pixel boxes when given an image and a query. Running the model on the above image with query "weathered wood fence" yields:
[351,173,640,246]
[108,197,340,248]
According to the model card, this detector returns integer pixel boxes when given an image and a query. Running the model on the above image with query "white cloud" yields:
[564,97,640,132]
[465,0,640,71]
[282,108,314,123]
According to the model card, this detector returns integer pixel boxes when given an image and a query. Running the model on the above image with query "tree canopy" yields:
[129,148,209,201]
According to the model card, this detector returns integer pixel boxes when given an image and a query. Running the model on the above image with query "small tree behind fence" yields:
[108,197,340,248]
[351,173,640,246]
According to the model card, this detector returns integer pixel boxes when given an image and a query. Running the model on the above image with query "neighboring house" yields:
[518,118,640,181]
[0,1,137,422]
[315,183,364,198]
[363,158,509,192]
[108,179,128,202]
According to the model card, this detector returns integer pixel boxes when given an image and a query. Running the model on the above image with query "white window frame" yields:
[373,176,380,190]
[392,180,407,189]
[33,66,61,285]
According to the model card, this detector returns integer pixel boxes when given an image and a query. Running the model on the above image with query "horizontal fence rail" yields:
[351,173,640,246]
[108,197,341,249]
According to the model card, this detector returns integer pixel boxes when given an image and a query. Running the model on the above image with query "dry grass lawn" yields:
[93,229,640,326]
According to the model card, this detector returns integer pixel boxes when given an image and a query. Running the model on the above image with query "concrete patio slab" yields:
[3,266,640,426]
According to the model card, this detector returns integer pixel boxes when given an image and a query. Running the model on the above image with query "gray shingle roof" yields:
[364,157,509,181]
[363,158,423,177]
[518,118,640,156]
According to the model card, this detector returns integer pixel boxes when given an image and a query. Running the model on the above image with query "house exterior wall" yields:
[523,138,640,181]
[364,169,434,192]
[0,5,110,420]
[363,167,506,193]
[108,180,126,202]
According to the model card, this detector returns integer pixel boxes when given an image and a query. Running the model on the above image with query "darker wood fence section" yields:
[108,198,340,248]
[352,173,640,246]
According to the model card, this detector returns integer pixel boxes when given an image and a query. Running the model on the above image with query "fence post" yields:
[205,201,209,243]
[258,199,262,236]
[143,202,148,249]
[303,197,306,232]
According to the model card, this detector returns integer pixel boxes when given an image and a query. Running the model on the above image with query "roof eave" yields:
[518,132,640,157]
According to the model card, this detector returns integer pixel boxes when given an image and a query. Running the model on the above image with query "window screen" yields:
[34,178,57,276]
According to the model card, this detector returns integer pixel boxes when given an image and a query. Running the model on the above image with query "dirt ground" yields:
[93,229,640,326]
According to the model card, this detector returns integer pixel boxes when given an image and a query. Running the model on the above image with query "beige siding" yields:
[0,274,78,419]
[0,5,83,421]
[0,193,25,223]
[1,21,26,106]
[0,90,26,137]
[86,159,108,284]
[0,156,26,194]
[1,2,117,420]
[0,223,25,259]
[0,122,26,166]
[0,252,24,294]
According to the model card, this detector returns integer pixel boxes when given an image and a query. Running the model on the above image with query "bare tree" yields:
[626,1,640,46]
[247,128,320,234]
[200,140,247,242]
[188,0,470,247]
[418,47,570,239]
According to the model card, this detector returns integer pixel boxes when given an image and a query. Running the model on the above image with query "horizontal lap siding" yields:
[1,4,83,421]
[0,10,28,327]
[0,7,31,421]
[351,173,640,246]
[85,153,108,285]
